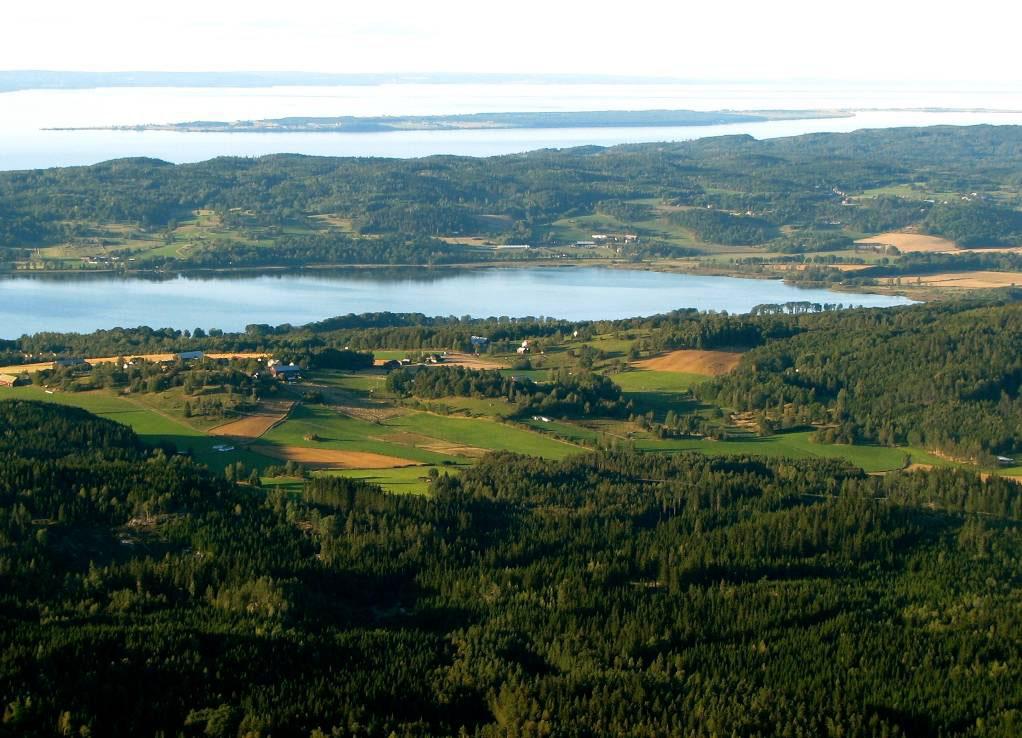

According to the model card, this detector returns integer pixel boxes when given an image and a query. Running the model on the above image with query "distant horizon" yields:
[3,70,1021,96]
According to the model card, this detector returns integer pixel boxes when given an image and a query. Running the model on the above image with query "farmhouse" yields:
[268,362,303,381]
[52,357,91,372]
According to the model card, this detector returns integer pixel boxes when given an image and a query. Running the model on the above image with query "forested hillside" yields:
[4,126,1022,269]
[698,299,1022,461]
[1,400,1021,737]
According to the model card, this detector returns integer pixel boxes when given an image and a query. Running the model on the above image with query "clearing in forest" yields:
[634,349,742,376]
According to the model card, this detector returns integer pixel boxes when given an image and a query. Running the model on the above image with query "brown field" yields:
[436,236,494,246]
[209,401,293,440]
[855,232,959,253]
[333,403,406,423]
[421,442,489,458]
[0,352,268,376]
[249,444,419,469]
[962,246,1022,255]
[635,349,743,376]
[442,353,508,370]
[372,354,505,370]
[769,263,872,273]
[885,271,1022,289]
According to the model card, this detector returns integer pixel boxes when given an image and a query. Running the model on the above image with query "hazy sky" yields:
[3,0,1021,84]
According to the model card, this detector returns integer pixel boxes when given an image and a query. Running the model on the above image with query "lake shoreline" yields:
[0,257,940,303]
[0,265,914,338]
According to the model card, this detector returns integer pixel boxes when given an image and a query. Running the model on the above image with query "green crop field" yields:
[260,404,456,464]
[612,369,708,393]
[0,386,267,472]
[523,417,600,444]
[388,412,581,459]
[423,396,519,418]
[325,465,459,495]
[633,430,951,473]
[309,371,388,394]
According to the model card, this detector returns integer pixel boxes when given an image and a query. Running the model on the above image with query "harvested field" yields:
[371,353,506,370]
[634,349,742,376]
[209,401,293,439]
[885,271,1022,289]
[855,232,958,253]
[250,444,419,469]
[0,351,268,376]
[420,442,489,458]
[768,263,872,273]
[332,403,406,423]
[436,236,494,246]
[438,353,508,370]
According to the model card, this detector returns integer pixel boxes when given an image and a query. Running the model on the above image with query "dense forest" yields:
[1,400,1020,736]
[3,126,1022,268]
[386,365,628,419]
[698,299,1022,461]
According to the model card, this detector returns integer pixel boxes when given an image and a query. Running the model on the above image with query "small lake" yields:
[0,268,914,338]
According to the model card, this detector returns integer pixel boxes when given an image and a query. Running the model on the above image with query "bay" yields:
[0,268,913,338]
[3,82,1022,170]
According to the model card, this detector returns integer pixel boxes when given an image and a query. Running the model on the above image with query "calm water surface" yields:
[0,268,914,338]
[3,82,1022,169]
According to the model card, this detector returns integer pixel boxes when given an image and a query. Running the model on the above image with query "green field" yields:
[388,412,580,459]
[260,404,455,464]
[633,430,949,473]
[3,380,1004,483]
[523,417,601,444]
[0,385,268,472]
[327,465,457,495]
[422,396,519,418]
[612,369,709,392]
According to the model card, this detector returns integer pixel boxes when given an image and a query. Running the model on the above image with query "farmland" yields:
[2,312,1016,488]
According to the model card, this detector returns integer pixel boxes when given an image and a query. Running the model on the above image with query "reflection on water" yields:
[0,267,914,338]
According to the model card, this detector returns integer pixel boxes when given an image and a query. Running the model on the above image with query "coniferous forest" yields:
[1,397,1021,737]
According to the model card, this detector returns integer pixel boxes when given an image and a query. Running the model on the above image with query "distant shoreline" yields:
[46,108,852,133]
[43,107,1022,135]
[0,71,709,94]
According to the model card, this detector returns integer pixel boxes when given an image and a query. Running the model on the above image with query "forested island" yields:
[3,125,1022,295]
[49,108,844,133]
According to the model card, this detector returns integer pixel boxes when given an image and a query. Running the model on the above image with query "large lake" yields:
[0,268,914,338]
[3,82,1022,169]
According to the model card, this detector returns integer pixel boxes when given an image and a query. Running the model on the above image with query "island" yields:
[46,108,851,133]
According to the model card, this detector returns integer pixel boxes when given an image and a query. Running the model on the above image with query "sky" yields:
[2,0,1021,85]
